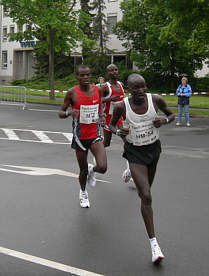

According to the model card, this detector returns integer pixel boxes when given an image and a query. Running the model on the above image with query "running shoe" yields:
[176,122,181,126]
[79,190,90,208]
[87,163,96,187]
[122,168,132,183]
[151,244,164,264]
[186,122,191,127]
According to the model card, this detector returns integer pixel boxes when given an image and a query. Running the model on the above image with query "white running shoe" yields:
[79,190,90,208]
[151,244,164,264]
[122,168,132,183]
[87,163,96,187]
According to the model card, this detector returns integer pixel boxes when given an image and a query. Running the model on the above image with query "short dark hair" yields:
[106,64,117,72]
[75,65,90,76]
[127,73,145,86]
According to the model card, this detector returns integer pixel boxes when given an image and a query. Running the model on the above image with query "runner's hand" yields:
[118,127,129,137]
[111,95,120,101]
[153,117,165,128]
[71,109,79,119]
[100,113,106,127]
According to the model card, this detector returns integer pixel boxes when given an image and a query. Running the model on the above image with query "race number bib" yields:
[80,104,99,124]
[109,102,116,115]
[109,99,123,115]
[130,121,159,146]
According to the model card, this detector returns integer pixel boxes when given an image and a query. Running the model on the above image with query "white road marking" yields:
[2,128,20,140]
[62,132,73,142]
[0,128,72,144]
[32,130,54,143]
[0,164,111,183]
[0,246,104,276]
[28,108,58,112]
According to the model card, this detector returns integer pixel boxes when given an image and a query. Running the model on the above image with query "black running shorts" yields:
[123,140,161,166]
[71,136,103,152]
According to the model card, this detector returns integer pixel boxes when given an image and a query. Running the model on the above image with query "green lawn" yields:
[162,95,209,109]
[0,87,209,115]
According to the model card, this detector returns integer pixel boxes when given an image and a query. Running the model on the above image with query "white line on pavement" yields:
[0,246,104,276]
[32,130,54,143]
[28,108,58,112]
[2,128,20,140]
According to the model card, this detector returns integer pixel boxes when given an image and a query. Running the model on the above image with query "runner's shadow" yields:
[128,186,136,191]
[150,261,165,274]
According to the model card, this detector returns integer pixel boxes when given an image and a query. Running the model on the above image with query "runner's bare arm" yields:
[100,84,119,103]
[152,94,175,128]
[59,88,78,119]
[109,101,129,137]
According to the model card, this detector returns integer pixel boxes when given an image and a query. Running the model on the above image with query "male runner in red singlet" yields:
[101,64,132,183]
[109,73,175,264]
[101,64,124,147]
[59,65,107,208]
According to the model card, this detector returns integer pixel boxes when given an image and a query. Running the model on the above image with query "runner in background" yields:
[59,65,107,208]
[96,76,105,88]
[101,64,125,147]
[101,64,132,181]
[109,73,175,264]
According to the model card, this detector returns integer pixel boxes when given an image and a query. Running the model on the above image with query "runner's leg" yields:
[103,128,112,148]
[90,141,107,174]
[75,150,88,191]
[129,162,155,238]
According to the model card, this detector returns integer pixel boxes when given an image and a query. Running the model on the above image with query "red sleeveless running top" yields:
[71,85,101,140]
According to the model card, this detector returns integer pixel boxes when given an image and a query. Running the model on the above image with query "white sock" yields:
[149,237,159,249]
[126,161,129,169]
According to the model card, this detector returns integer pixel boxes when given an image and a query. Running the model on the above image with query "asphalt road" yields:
[0,103,208,276]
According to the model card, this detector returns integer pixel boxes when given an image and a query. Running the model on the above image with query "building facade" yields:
[0,0,126,84]
[1,1,208,84]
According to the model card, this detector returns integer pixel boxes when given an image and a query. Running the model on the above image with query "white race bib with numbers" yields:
[130,121,159,146]
[80,104,99,124]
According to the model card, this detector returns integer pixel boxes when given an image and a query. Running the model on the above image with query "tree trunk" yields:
[48,26,55,100]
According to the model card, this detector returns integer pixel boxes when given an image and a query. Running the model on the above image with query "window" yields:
[107,14,117,34]
[10,26,15,34]
[3,7,9,17]
[17,24,23,32]
[3,27,7,41]
[2,51,8,69]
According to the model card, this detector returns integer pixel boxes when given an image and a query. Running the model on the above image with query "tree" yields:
[114,0,208,90]
[144,0,209,69]
[79,0,110,77]
[91,0,108,55]
[1,0,91,99]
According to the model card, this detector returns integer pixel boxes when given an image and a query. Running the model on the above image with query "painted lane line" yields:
[62,132,73,142]
[32,130,53,143]
[0,246,104,276]
[28,108,58,112]
[0,138,70,145]
[2,128,20,140]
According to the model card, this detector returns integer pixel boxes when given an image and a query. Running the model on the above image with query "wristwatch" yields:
[116,129,120,136]
[65,110,70,117]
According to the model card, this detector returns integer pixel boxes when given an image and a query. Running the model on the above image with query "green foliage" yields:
[84,53,111,81]
[114,0,209,91]
[148,0,209,57]
[1,0,93,93]
[115,61,135,88]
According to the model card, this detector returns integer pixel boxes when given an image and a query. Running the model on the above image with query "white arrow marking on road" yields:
[0,164,111,183]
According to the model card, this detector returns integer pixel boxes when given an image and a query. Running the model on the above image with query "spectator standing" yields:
[176,77,192,126]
